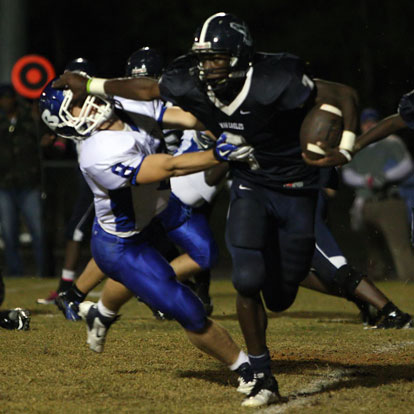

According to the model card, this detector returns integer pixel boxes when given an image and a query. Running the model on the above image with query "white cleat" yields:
[79,301,118,353]
[241,373,284,408]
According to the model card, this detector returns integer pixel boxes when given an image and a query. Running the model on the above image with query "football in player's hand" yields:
[300,104,343,160]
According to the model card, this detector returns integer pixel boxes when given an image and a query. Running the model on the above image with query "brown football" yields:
[300,104,343,160]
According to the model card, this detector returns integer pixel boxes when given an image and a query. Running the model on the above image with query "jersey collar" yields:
[206,67,253,116]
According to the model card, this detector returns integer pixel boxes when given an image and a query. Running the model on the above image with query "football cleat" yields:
[241,373,284,408]
[78,301,119,353]
[36,290,58,305]
[0,308,31,330]
[236,362,256,395]
[374,310,413,329]
[55,291,81,321]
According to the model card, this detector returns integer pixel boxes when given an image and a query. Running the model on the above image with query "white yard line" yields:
[373,341,414,354]
[255,368,357,414]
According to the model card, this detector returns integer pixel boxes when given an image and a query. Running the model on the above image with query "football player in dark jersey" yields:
[54,12,359,407]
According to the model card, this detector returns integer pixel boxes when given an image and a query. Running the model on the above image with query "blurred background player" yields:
[302,166,413,328]
[37,58,96,304]
[341,108,414,282]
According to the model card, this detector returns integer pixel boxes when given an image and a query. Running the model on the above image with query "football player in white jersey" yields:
[39,80,260,402]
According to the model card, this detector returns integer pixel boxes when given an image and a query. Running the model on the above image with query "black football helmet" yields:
[65,57,95,77]
[191,12,253,94]
[125,47,164,79]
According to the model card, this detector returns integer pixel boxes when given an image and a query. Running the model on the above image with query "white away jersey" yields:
[170,130,224,207]
[79,128,170,237]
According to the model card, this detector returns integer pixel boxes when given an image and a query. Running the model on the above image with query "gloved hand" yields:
[213,132,255,163]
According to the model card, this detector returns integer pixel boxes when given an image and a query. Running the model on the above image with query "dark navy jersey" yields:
[398,89,414,129]
[159,52,320,190]
[319,167,339,190]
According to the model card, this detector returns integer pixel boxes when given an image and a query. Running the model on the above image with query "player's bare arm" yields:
[353,113,407,153]
[136,151,220,184]
[162,106,206,130]
[53,72,161,101]
[314,79,359,133]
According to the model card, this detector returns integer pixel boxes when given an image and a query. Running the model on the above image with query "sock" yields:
[248,348,271,375]
[380,301,399,316]
[229,350,250,371]
[97,300,117,319]
[65,284,87,303]
[61,269,76,282]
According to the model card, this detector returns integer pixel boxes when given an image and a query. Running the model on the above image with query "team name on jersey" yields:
[219,122,245,130]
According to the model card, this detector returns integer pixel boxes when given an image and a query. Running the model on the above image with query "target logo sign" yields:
[11,55,55,99]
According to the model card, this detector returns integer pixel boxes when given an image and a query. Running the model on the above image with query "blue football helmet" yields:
[125,47,164,79]
[191,12,253,93]
[39,79,114,140]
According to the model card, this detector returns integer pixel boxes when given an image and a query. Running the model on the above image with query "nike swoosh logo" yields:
[239,184,252,191]
[240,110,251,115]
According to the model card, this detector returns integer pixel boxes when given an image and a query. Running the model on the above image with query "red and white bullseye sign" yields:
[11,55,55,99]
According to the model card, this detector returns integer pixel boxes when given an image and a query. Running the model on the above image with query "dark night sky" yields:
[27,0,414,116]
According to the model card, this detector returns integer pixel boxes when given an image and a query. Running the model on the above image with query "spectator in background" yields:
[0,83,54,277]
[342,108,414,281]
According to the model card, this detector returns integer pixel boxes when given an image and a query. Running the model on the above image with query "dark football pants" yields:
[226,179,317,312]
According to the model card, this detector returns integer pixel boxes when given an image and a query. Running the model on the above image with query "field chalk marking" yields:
[255,368,357,414]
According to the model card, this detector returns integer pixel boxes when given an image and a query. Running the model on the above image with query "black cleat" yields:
[55,291,81,321]
[374,310,413,329]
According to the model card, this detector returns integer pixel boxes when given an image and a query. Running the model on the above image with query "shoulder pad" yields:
[252,53,307,105]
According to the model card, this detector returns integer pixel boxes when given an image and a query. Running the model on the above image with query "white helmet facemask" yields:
[59,89,114,137]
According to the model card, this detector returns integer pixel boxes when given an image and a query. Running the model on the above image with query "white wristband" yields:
[339,148,352,162]
[86,77,107,96]
[339,130,356,152]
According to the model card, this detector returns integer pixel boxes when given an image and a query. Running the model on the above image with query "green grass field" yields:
[1,276,413,414]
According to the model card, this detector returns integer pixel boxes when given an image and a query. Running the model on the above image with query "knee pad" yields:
[280,233,315,285]
[332,264,364,297]
[227,198,267,249]
[231,248,266,296]
[263,282,299,312]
